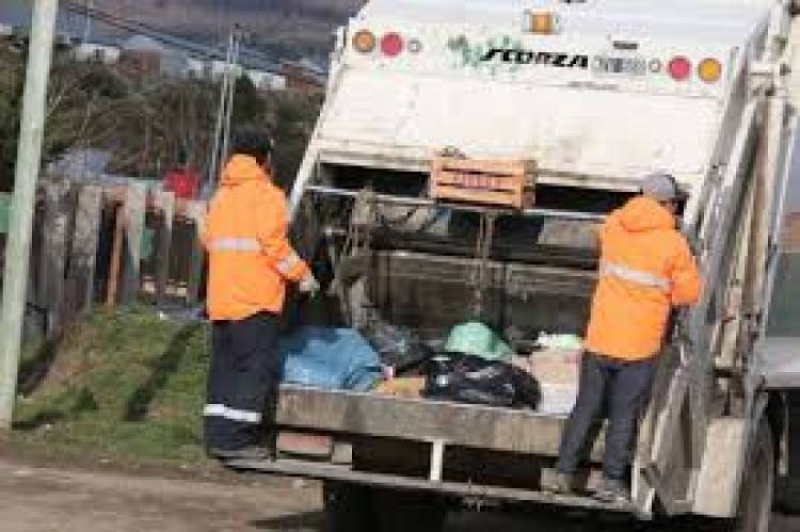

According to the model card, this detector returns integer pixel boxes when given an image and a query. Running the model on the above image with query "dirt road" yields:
[0,458,797,532]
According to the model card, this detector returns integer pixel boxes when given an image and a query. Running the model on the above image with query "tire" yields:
[733,420,775,532]
[322,481,377,532]
[323,482,446,532]
[371,487,447,532]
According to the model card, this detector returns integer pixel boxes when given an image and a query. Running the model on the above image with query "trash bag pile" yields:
[278,320,580,413]
[366,319,542,410]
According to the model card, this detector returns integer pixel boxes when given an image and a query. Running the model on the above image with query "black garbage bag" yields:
[423,354,541,409]
[362,320,434,372]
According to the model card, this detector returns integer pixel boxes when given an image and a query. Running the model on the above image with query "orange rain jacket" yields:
[585,196,702,361]
[203,155,310,321]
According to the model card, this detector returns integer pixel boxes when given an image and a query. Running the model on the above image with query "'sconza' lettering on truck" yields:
[480,48,590,69]
[237,1,800,531]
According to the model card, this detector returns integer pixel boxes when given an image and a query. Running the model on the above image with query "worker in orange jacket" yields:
[548,172,702,503]
[202,128,319,460]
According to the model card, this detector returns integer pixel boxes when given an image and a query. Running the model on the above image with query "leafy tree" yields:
[0,47,24,192]
[231,74,262,126]
[0,40,322,194]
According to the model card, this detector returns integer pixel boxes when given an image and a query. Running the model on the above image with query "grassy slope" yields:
[12,307,211,465]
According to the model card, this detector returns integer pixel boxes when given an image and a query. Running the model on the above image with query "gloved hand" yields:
[298,273,320,295]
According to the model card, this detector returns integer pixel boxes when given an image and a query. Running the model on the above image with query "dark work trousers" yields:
[556,351,657,481]
[204,311,281,451]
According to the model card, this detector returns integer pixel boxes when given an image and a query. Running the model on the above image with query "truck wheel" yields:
[371,487,447,532]
[322,481,377,532]
[734,420,775,532]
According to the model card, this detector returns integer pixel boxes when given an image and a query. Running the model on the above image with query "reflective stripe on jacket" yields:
[585,196,702,361]
[203,155,310,321]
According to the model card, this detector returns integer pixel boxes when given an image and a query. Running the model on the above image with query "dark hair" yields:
[231,127,273,165]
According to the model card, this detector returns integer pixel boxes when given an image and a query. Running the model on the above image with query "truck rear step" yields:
[227,457,635,514]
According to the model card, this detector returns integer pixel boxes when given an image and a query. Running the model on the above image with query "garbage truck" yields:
[231,0,800,530]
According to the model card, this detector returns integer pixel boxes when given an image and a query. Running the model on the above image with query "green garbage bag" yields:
[445,321,513,362]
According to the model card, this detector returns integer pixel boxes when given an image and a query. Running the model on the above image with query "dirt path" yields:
[1,458,798,532]
[0,458,322,532]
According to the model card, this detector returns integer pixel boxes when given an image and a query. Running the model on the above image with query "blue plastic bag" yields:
[279,327,383,392]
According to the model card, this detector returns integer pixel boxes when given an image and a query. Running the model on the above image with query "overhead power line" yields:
[62,1,282,74]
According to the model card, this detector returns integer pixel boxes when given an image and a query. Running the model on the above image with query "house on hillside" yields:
[120,34,199,79]
[121,34,166,75]
[73,42,121,65]
[55,32,73,49]
[0,23,13,39]
[246,69,286,92]
[184,57,206,79]
[281,58,326,93]
[209,59,244,82]
[47,149,113,181]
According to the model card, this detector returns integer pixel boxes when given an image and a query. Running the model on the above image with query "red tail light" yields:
[668,56,692,81]
[381,32,404,57]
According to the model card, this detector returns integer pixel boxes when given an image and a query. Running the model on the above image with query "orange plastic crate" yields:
[430,156,536,209]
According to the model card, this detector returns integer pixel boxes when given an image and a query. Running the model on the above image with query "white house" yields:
[209,59,244,82]
[121,34,166,55]
[0,23,13,38]
[246,69,287,92]
[184,57,206,79]
[72,42,121,65]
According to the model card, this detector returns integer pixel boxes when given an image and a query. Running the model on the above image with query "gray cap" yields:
[641,172,681,202]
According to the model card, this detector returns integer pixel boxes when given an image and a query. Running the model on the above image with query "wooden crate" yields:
[430,156,537,209]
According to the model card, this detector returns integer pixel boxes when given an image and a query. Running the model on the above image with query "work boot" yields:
[593,478,630,505]
[542,472,575,495]
[207,445,270,461]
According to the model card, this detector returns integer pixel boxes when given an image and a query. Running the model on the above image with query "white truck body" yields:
[293,0,773,202]
[237,2,800,530]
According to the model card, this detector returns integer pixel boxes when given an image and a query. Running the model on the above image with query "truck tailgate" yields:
[276,385,594,457]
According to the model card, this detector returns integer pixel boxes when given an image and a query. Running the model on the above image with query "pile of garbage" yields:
[277,319,582,414]
[423,321,540,409]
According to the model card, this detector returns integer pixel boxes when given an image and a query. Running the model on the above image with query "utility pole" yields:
[203,25,242,199]
[0,0,60,429]
[220,29,242,167]
[204,31,234,199]
[82,0,93,44]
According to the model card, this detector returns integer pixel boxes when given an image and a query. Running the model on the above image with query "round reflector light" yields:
[668,56,692,81]
[530,12,556,34]
[407,38,423,54]
[353,30,376,53]
[648,59,663,74]
[698,58,722,84]
[381,32,404,57]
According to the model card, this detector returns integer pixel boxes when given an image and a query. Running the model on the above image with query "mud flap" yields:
[692,417,748,517]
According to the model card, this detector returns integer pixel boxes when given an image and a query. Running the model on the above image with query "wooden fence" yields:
[0,179,207,340]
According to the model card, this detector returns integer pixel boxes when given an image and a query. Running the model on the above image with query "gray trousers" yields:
[556,351,657,481]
